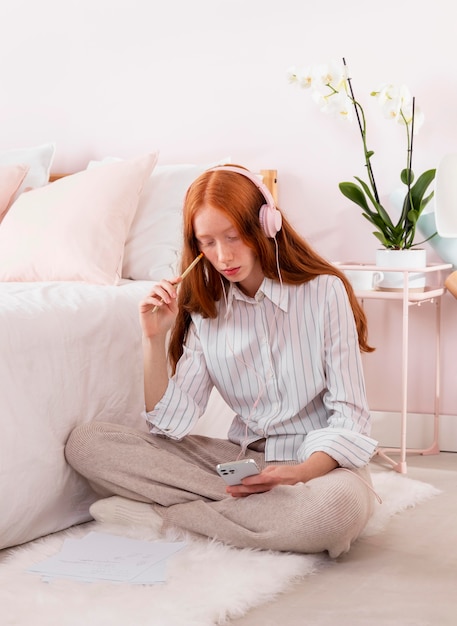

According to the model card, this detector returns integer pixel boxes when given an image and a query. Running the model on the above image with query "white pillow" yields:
[87,157,230,280]
[0,153,158,285]
[124,163,221,280]
[0,142,56,201]
[0,164,29,221]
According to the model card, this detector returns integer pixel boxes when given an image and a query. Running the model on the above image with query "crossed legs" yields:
[65,421,375,558]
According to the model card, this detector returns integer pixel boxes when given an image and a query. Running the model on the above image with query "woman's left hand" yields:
[226,453,339,498]
[225,464,306,498]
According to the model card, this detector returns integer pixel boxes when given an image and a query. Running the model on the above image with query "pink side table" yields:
[337,262,453,473]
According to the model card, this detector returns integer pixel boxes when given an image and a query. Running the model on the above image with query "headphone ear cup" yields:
[208,165,282,238]
[259,204,283,238]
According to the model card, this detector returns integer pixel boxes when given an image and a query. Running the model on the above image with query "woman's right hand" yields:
[139,277,182,338]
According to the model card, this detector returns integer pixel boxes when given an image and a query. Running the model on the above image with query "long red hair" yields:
[168,166,374,372]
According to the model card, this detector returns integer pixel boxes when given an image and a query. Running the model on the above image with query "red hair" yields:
[168,166,374,372]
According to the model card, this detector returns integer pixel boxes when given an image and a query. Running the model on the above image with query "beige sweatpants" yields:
[65,421,375,558]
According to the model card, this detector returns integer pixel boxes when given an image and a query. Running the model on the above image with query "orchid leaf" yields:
[400,168,415,186]
[410,169,436,214]
[339,182,371,213]
[372,231,390,246]
[407,210,418,224]
[353,176,377,207]
[421,190,434,210]
[354,177,395,227]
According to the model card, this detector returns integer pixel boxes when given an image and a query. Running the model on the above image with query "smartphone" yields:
[216,459,260,486]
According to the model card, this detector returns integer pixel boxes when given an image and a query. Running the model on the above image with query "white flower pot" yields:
[375,248,427,291]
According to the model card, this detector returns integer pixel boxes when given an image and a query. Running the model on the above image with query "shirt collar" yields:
[226,277,289,314]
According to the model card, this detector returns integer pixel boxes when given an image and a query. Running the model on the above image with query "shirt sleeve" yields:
[297,276,378,468]
[143,321,214,439]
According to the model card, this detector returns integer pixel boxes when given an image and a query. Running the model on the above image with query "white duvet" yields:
[0,279,154,550]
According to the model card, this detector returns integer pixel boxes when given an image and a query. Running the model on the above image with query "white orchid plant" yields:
[287,59,436,250]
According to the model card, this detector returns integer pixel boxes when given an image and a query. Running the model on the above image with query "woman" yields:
[65,165,379,558]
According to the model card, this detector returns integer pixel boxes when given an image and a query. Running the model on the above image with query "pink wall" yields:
[1,0,456,423]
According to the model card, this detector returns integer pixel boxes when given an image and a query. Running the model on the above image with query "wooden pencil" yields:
[151,252,204,313]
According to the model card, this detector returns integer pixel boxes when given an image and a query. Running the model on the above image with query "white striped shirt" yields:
[145,274,378,468]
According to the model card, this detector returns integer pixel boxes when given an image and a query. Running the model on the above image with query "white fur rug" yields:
[0,472,440,626]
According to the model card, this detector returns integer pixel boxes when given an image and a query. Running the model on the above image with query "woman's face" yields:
[193,204,264,297]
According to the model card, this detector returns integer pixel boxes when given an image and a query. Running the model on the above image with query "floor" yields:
[231,452,457,626]
[2,452,455,625]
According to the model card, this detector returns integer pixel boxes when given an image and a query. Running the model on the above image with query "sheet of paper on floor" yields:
[27,531,187,584]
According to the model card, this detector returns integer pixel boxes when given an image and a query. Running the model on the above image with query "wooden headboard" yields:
[49,168,278,203]
[259,169,278,203]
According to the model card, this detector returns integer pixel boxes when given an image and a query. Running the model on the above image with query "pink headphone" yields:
[208,166,282,238]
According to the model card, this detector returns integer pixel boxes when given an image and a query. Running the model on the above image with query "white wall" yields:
[1,0,456,444]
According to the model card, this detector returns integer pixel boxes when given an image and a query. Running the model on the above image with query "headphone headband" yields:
[208,166,282,238]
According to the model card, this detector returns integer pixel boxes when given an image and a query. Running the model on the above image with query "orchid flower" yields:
[288,58,436,249]
[371,84,425,131]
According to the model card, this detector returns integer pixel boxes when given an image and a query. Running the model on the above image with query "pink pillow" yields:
[0,153,158,285]
[0,164,29,222]
[87,157,231,280]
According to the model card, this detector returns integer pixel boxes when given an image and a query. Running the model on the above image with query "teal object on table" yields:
[417,211,457,269]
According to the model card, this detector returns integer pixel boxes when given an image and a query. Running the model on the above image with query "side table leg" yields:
[422,297,441,455]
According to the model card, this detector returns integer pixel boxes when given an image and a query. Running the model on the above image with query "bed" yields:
[0,144,277,550]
